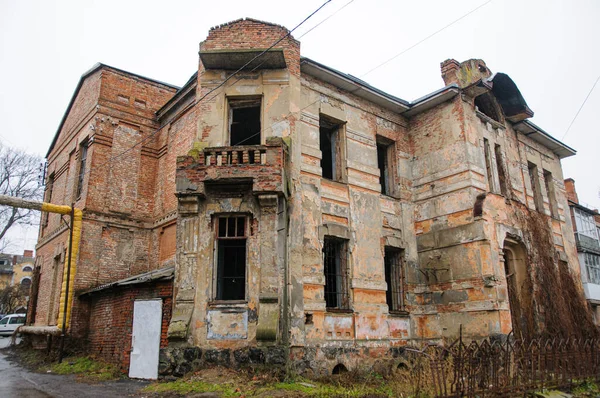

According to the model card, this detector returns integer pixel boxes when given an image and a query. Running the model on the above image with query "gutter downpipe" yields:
[0,195,82,355]
[58,204,74,363]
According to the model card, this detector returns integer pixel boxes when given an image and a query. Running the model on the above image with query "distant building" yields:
[565,178,600,322]
[0,250,34,313]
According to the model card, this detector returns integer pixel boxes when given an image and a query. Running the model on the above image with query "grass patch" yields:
[47,356,120,382]
[144,379,240,397]
[572,380,600,397]
[144,370,421,397]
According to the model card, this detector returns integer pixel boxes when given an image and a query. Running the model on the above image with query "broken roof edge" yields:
[46,63,180,158]
[78,265,175,297]
[513,119,576,159]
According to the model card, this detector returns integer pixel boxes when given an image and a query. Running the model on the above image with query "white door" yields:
[129,299,162,379]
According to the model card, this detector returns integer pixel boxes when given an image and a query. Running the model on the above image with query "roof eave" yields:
[513,120,576,159]
[300,58,411,113]
[402,84,460,117]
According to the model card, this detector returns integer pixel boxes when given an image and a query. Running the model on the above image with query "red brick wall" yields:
[564,178,579,204]
[35,66,178,337]
[86,280,173,373]
[200,18,301,77]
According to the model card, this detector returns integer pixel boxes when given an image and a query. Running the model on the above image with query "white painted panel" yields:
[129,299,162,379]
[583,283,600,301]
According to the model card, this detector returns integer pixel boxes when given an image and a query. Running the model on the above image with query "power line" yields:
[298,0,356,39]
[360,0,493,78]
[562,74,600,140]
[83,0,332,177]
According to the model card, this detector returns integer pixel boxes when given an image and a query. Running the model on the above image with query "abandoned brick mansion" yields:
[29,18,594,377]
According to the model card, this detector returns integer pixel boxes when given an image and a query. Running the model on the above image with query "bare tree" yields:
[0,143,43,250]
[0,285,28,314]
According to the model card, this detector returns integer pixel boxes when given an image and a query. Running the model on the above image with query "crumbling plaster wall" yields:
[169,19,300,350]
[410,96,503,340]
[289,73,415,362]
[409,84,584,341]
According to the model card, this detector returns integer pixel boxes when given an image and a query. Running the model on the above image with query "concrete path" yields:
[0,337,149,398]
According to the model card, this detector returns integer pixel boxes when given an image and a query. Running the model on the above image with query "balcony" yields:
[176,137,287,199]
[575,232,600,254]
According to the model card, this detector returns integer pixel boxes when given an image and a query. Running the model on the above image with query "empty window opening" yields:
[229,98,261,146]
[384,247,405,312]
[332,363,348,375]
[216,216,247,301]
[76,141,88,199]
[494,144,509,196]
[543,170,558,218]
[528,162,543,212]
[320,116,345,182]
[377,138,394,195]
[475,93,502,123]
[323,237,349,310]
[483,138,494,192]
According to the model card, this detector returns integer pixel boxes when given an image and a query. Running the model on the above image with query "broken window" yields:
[543,169,558,218]
[323,237,349,310]
[229,98,261,146]
[320,116,346,182]
[76,140,88,199]
[384,247,405,312]
[215,215,247,301]
[377,137,395,196]
[494,144,509,197]
[528,162,543,212]
[483,138,494,192]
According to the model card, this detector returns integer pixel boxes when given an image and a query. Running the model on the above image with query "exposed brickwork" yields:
[85,280,173,373]
[201,18,300,77]
[33,18,588,377]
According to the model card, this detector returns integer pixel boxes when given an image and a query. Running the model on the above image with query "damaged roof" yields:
[78,266,174,297]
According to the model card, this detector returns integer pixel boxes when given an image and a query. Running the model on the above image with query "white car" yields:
[0,314,26,336]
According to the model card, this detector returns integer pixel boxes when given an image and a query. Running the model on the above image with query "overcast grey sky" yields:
[0,0,598,253]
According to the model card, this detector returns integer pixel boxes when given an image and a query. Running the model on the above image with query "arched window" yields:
[20,277,32,292]
[22,266,33,273]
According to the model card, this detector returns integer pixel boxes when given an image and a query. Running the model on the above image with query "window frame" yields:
[43,172,55,227]
[213,215,249,302]
[76,140,88,199]
[322,236,350,311]
[319,115,347,183]
[543,169,558,218]
[528,161,544,212]
[227,97,262,146]
[376,136,396,197]
[384,247,406,314]
[494,144,509,197]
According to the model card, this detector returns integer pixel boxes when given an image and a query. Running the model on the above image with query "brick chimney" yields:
[441,58,492,88]
[441,59,461,86]
[23,250,33,258]
[564,178,579,204]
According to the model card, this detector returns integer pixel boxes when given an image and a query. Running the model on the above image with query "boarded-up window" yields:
[159,224,177,262]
